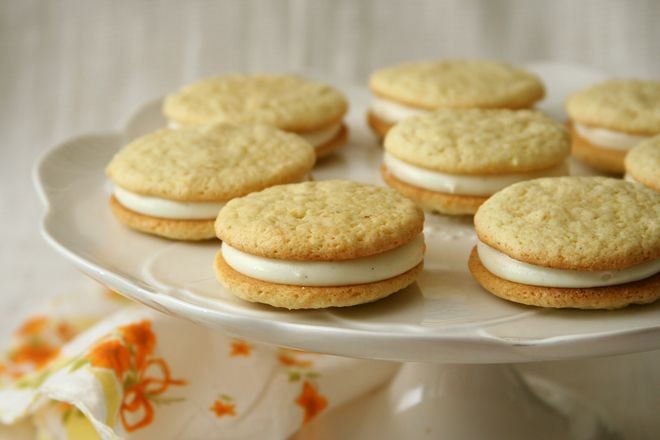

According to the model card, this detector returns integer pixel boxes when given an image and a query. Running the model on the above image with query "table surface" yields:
[2,1,660,437]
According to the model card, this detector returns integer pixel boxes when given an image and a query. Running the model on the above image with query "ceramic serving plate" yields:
[35,62,660,363]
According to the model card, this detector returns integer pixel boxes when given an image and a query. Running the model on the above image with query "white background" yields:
[1,1,659,438]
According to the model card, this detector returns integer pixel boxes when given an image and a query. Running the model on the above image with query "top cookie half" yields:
[566,80,660,134]
[163,74,348,132]
[106,123,315,202]
[384,109,569,174]
[216,180,425,261]
[369,60,545,109]
[474,177,660,271]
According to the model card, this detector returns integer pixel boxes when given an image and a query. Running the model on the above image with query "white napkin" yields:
[0,286,398,440]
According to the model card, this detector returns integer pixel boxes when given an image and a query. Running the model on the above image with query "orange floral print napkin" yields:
[0,284,398,440]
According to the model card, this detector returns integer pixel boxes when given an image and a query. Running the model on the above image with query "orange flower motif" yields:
[278,353,312,368]
[120,358,186,432]
[209,400,236,418]
[10,342,59,368]
[119,321,156,370]
[56,322,77,342]
[230,340,252,357]
[86,339,131,378]
[295,381,328,424]
[17,316,48,337]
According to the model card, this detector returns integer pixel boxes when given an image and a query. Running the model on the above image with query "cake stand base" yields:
[296,363,618,440]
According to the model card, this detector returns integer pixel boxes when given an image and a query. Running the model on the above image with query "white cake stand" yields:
[34,63,656,439]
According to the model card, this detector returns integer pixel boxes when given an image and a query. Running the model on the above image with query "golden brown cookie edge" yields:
[214,251,423,309]
[468,247,660,310]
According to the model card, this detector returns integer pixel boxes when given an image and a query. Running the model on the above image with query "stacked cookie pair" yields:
[163,75,349,158]
[107,75,427,310]
[367,60,660,309]
[567,80,660,174]
[469,177,660,309]
[367,60,569,215]
[107,75,348,240]
[367,59,545,137]
[105,62,659,312]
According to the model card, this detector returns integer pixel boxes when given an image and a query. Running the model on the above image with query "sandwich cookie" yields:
[367,59,545,137]
[163,74,349,158]
[625,135,660,192]
[106,123,315,240]
[469,177,660,309]
[381,109,570,215]
[214,180,425,309]
[566,80,660,173]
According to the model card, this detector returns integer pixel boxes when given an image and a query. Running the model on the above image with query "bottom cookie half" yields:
[468,247,660,310]
[366,111,394,140]
[381,166,487,215]
[314,124,349,159]
[109,196,216,241]
[215,251,423,309]
[569,123,627,174]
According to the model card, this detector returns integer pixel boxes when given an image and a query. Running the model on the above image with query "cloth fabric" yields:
[0,285,398,440]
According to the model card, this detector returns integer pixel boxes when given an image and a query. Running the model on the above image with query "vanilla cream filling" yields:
[296,123,343,148]
[477,241,660,288]
[167,120,342,149]
[222,234,425,286]
[574,123,650,151]
[370,95,428,123]
[384,153,569,196]
[114,186,223,220]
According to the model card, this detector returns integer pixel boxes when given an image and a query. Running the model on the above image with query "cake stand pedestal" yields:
[295,363,615,439]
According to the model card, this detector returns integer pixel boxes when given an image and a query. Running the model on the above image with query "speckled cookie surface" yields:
[566,80,660,134]
[385,109,569,174]
[474,177,660,271]
[569,122,626,174]
[110,197,216,240]
[106,123,315,202]
[215,180,424,261]
[215,252,422,309]
[369,60,544,109]
[381,166,486,215]
[163,74,348,131]
[625,136,660,191]
[468,248,660,309]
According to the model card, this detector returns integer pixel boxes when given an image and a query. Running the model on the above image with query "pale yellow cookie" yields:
[567,80,660,134]
[369,60,544,110]
[163,74,348,132]
[474,177,660,271]
[214,180,425,309]
[106,123,315,240]
[381,109,569,215]
[216,180,424,260]
[470,177,660,309]
[385,109,569,174]
[625,136,660,191]
[107,123,315,201]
